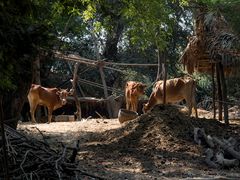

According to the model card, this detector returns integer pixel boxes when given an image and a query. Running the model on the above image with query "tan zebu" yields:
[143,77,198,118]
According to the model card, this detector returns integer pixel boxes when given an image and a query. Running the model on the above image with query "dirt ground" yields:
[17,105,240,179]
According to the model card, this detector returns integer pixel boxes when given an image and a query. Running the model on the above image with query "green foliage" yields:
[123,0,173,50]
[0,0,54,92]
[192,73,212,101]
[122,69,152,85]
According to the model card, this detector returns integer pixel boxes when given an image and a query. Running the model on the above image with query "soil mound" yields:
[80,105,240,176]
[100,105,238,148]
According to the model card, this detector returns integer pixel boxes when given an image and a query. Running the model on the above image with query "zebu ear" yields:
[68,88,74,95]
[56,91,60,95]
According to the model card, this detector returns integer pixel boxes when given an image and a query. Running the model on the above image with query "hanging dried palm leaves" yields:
[180,5,240,76]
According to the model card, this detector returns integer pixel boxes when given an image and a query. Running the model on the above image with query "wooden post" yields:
[211,63,216,119]
[216,63,222,121]
[71,62,82,121]
[156,49,162,82]
[163,52,167,104]
[98,61,113,118]
[218,62,229,125]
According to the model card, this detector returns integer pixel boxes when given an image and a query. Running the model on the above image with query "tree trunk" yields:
[33,55,43,119]
[0,95,10,180]
[103,18,124,61]
[3,80,31,129]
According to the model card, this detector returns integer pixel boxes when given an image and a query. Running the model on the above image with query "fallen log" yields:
[212,136,240,160]
[215,151,239,167]
[204,148,219,168]
[194,127,214,148]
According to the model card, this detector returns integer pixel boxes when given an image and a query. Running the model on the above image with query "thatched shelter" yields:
[179,5,240,124]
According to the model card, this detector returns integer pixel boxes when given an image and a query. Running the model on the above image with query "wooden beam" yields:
[53,51,158,67]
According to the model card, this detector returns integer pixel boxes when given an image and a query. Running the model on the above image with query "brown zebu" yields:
[143,77,198,118]
[125,81,147,112]
[28,84,72,123]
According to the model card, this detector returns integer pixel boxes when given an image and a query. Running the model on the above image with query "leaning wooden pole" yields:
[98,61,113,118]
[67,62,86,97]
[71,62,82,121]
[218,62,229,125]
[211,63,216,119]
[216,63,223,121]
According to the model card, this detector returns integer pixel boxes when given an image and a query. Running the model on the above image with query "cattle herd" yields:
[27,76,198,123]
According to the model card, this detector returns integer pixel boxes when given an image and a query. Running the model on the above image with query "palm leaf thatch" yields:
[180,8,240,76]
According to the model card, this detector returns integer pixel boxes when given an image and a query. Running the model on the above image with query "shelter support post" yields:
[71,62,82,121]
[211,63,216,119]
[216,63,223,121]
[156,49,162,82]
[218,62,229,125]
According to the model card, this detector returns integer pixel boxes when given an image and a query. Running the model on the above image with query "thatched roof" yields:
[180,9,240,76]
